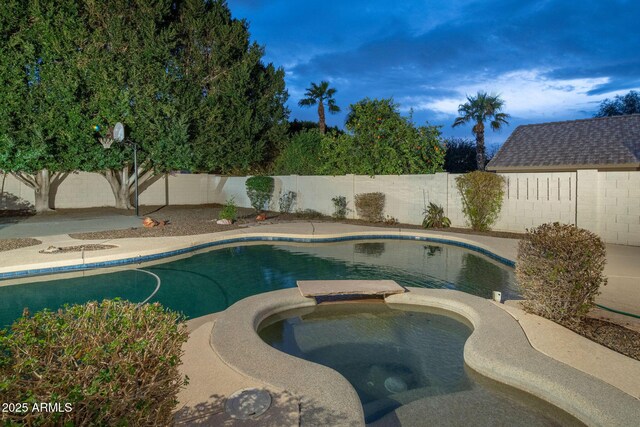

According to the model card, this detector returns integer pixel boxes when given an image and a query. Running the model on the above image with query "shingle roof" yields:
[487,114,640,171]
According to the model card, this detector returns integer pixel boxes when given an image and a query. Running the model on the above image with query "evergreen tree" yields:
[0,0,90,212]
[594,90,640,117]
[81,0,189,209]
[174,0,288,174]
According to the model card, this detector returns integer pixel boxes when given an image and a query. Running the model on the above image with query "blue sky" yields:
[228,0,640,148]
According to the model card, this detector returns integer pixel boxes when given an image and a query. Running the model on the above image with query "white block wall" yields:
[1,170,639,245]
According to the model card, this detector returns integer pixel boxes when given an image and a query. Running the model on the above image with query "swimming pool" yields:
[0,240,517,327]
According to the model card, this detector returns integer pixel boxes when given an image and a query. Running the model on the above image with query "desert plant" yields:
[0,300,188,426]
[422,202,451,228]
[245,176,275,212]
[384,215,399,225]
[455,171,505,231]
[331,196,349,219]
[355,192,385,222]
[278,191,297,213]
[219,197,237,221]
[516,223,607,325]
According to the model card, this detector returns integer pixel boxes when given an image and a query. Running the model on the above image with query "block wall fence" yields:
[1,170,639,245]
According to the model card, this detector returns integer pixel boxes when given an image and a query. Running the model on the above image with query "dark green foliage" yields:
[517,223,607,325]
[355,192,385,222]
[0,300,188,425]
[320,98,445,175]
[175,0,289,173]
[288,119,342,135]
[278,191,297,213]
[444,138,478,173]
[245,176,274,211]
[422,202,451,228]
[0,0,289,210]
[452,92,509,171]
[594,90,640,117]
[0,0,92,211]
[332,196,349,219]
[271,129,323,175]
[219,197,237,221]
[456,171,505,231]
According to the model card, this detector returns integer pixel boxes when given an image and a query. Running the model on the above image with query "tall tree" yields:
[452,91,510,171]
[174,0,289,174]
[81,0,189,209]
[0,0,90,212]
[594,90,640,117]
[298,81,340,134]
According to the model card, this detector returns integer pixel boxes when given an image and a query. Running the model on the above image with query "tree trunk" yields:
[103,167,132,210]
[34,169,52,213]
[475,122,486,171]
[318,101,326,134]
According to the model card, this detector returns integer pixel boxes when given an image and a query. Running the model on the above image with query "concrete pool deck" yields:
[1,221,639,424]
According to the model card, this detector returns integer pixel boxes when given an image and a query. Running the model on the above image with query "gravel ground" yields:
[0,238,41,252]
[572,318,640,361]
[70,205,251,240]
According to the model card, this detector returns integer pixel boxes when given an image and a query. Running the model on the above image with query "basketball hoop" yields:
[99,136,114,149]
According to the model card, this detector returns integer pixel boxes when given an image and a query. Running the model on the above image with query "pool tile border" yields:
[0,234,514,281]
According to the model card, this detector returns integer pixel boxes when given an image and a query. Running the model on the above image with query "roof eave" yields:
[486,163,640,172]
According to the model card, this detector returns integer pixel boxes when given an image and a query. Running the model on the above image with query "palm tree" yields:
[298,81,340,134]
[452,91,510,170]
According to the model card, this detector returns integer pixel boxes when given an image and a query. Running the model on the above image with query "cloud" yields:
[228,0,640,143]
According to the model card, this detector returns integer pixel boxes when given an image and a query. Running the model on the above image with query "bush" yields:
[0,300,188,426]
[331,196,349,219]
[271,129,323,175]
[455,171,505,231]
[355,192,385,222]
[279,190,297,213]
[245,176,275,212]
[219,197,237,221]
[319,98,445,175]
[516,223,607,325]
[422,202,451,228]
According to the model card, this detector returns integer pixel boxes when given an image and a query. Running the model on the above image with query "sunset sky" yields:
[228,0,640,147]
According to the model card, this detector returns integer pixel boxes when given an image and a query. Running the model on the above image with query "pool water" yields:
[0,240,518,327]
[259,303,582,425]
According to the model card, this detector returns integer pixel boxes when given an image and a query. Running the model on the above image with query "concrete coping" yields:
[211,287,640,427]
[296,279,405,297]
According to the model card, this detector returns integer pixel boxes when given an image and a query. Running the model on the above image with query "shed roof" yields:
[487,114,640,171]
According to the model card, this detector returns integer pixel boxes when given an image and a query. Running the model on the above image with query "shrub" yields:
[331,196,349,219]
[422,202,451,228]
[271,129,323,175]
[355,192,385,222]
[455,171,505,231]
[516,223,607,325]
[319,98,445,175]
[0,300,188,426]
[219,197,237,221]
[278,190,297,213]
[245,176,275,212]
